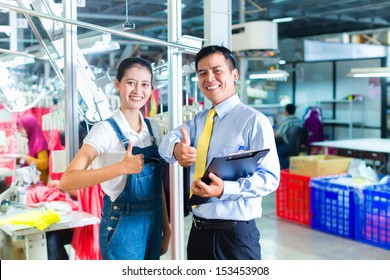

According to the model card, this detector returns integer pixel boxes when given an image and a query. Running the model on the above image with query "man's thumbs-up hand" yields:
[173,128,197,167]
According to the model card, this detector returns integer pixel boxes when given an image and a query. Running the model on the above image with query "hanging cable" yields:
[123,0,135,30]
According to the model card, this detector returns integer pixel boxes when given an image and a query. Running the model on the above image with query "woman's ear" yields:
[114,79,120,91]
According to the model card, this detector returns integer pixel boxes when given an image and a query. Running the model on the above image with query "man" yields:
[158,45,280,260]
[274,103,303,169]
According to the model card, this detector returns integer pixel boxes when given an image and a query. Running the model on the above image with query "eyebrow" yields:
[125,78,151,84]
[198,65,223,73]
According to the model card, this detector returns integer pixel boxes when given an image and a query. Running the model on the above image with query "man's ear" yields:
[233,69,239,81]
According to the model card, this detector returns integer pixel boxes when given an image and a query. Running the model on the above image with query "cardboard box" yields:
[289,155,351,177]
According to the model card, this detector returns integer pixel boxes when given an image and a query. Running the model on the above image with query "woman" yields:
[16,113,49,184]
[60,57,170,260]
[17,113,73,260]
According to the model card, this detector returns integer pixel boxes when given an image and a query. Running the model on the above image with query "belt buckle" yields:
[193,219,203,229]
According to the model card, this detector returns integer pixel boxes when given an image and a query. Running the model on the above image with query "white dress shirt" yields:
[159,94,280,220]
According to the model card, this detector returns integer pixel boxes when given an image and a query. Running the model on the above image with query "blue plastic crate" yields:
[310,175,356,239]
[355,186,390,250]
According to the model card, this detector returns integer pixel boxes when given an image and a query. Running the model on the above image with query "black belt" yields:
[192,218,239,230]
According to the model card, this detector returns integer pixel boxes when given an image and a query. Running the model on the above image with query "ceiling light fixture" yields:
[347,67,390,78]
[0,55,35,68]
[35,34,121,59]
[81,40,120,55]
[249,69,289,81]
[0,25,11,36]
[272,17,294,23]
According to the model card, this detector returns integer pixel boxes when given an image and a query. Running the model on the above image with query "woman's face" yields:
[115,65,153,111]
[17,124,27,137]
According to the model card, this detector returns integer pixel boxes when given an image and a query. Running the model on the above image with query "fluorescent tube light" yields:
[81,40,120,55]
[78,33,120,55]
[0,55,35,67]
[348,67,390,78]
[272,17,294,23]
[0,48,42,59]
[249,69,289,81]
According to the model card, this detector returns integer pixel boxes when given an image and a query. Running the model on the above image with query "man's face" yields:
[196,53,239,106]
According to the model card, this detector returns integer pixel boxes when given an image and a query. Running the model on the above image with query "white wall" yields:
[294,61,333,118]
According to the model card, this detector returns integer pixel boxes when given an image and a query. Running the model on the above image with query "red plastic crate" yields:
[276,169,311,226]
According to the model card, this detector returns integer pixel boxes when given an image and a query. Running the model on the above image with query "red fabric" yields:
[0,121,16,184]
[48,130,64,180]
[26,185,78,210]
[71,184,104,260]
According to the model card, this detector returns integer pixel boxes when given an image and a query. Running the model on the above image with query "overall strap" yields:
[106,118,129,149]
[144,118,157,145]
[106,117,157,149]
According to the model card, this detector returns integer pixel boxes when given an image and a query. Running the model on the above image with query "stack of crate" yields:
[276,155,352,226]
[310,174,390,250]
[277,154,390,250]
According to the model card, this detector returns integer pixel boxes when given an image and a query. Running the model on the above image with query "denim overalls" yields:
[99,118,163,260]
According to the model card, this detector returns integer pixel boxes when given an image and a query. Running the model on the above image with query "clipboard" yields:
[189,148,270,205]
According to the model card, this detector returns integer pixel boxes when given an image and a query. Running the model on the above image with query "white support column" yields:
[204,0,232,48]
[239,58,248,104]
[238,0,248,104]
[203,0,232,109]
[9,11,17,51]
[168,0,185,260]
[63,0,79,163]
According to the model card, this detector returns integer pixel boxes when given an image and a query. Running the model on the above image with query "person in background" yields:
[59,57,170,260]
[274,103,303,169]
[16,113,73,260]
[158,45,280,260]
[16,113,49,184]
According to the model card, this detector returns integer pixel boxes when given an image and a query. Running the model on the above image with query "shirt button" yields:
[110,216,117,220]
[107,226,113,231]
[113,206,119,210]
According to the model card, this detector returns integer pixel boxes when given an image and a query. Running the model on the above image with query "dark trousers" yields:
[46,229,73,260]
[187,218,261,260]
[277,142,293,169]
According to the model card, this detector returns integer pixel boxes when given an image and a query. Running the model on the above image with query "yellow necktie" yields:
[191,108,216,200]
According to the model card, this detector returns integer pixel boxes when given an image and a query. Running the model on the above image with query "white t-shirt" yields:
[83,110,162,201]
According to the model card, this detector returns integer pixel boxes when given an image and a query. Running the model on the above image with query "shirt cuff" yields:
[220,180,240,199]
[162,140,180,163]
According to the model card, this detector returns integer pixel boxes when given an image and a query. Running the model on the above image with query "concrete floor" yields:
[162,191,390,260]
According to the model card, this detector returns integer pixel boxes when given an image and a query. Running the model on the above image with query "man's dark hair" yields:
[286,103,296,115]
[195,45,236,72]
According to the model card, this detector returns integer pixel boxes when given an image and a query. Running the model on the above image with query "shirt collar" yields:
[115,110,146,135]
[214,94,240,119]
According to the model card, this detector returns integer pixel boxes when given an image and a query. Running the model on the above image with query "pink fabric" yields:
[71,184,104,260]
[26,185,78,211]
[16,113,48,158]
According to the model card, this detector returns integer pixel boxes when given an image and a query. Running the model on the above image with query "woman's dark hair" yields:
[195,45,237,72]
[116,57,153,83]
